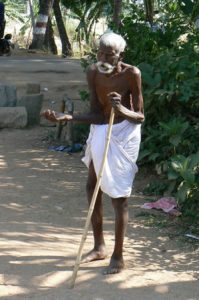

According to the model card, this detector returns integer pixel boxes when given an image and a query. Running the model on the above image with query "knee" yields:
[86,179,96,195]
[112,198,128,212]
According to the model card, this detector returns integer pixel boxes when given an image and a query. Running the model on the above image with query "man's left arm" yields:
[109,67,145,123]
[130,67,144,121]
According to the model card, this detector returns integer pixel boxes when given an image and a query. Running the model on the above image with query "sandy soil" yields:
[0,52,198,300]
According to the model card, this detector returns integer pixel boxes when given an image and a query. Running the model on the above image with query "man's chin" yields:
[96,62,115,74]
[97,67,114,74]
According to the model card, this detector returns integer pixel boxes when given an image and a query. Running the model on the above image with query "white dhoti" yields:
[82,120,141,198]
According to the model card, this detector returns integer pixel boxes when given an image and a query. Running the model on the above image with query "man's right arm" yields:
[73,65,104,124]
[41,65,104,124]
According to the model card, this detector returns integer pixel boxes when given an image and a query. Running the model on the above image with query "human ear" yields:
[119,52,124,61]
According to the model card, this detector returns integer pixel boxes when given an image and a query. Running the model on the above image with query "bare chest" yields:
[95,73,130,111]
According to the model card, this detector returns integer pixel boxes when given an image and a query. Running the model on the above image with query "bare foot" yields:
[81,247,107,264]
[103,257,124,275]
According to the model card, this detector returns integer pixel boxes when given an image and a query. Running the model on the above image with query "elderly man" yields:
[42,32,144,274]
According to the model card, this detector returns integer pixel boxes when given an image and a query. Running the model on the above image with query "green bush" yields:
[118,1,199,220]
[168,152,199,219]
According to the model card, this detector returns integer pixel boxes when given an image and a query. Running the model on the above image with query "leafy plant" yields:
[168,152,199,219]
[80,51,97,70]
[61,0,112,44]
[119,1,199,221]
[158,118,189,154]
[143,180,168,196]
[139,117,191,168]
[4,0,27,22]
[78,89,89,102]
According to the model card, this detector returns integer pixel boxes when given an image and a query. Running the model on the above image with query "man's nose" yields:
[100,53,107,63]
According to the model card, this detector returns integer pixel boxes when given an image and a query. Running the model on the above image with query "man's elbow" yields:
[137,113,145,124]
[140,116,145,123]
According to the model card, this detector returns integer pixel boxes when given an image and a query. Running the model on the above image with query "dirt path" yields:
[0,54,198,300]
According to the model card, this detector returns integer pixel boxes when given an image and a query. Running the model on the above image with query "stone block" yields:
[0,84,17,107]
[17,93,43,125]
[0,107,27,128]
[26,83,41,94]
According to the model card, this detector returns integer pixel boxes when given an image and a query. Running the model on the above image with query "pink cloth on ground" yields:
[141,197,181,215]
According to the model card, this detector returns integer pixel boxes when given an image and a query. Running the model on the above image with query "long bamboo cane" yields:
[69,108,115,288]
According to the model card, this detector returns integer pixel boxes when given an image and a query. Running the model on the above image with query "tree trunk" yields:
[29,0,54,50]
[44,17,58,54]
[0,2,5,38]
[53,0,72,57]
[28,0,35,32]
[144,0,154,25]
[113,0,122,30]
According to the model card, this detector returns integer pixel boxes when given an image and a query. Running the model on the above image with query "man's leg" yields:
[104,197,128,274]
[81,161,107,263]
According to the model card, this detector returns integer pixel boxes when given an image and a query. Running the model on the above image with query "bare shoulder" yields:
[121,63,141,77]
[131,66,141,76]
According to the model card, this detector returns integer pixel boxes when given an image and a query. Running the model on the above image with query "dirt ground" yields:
[0,52,198,300]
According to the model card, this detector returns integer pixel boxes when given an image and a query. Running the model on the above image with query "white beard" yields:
[96,61,115,74]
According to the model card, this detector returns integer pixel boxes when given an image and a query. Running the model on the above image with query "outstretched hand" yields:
[40,109,72,122]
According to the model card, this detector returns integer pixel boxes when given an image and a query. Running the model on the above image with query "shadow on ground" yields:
[0,127,198,300]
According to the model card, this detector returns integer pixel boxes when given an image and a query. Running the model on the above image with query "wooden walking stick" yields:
[69,108,115,288]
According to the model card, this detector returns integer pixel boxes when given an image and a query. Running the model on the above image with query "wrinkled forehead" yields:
[98,44,119,56]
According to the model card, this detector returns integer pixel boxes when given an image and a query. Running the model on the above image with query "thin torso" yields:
[94,64,134,124]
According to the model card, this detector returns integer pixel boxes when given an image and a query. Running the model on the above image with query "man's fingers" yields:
[111,98,121,105]
[41,110,72,122]
[111,98,120,103]
[108,92,120,97]
[40,110,58,122]
[41,109,52,116]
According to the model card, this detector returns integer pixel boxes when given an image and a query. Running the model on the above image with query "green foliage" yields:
[79,89,89,102]
[80,49,97,70]
[139,44,199,121]
[3,0,28,22]
[119,0,199,220]
[143,180,168,196]
[138,117,195,175]
[61,0,112,44]
[168,153,199,219]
